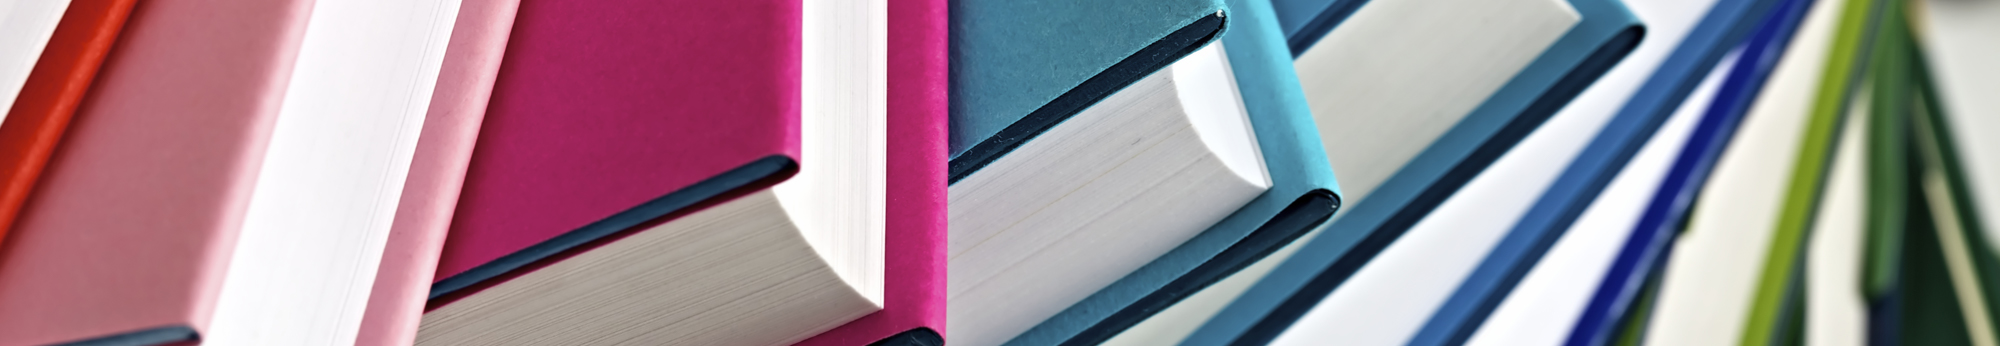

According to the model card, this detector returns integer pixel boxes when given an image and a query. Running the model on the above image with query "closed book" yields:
[419,0,898,344]
[1004,0,1341,343]
[0,0,137,241]
[1178,0,1643,344]
[947,1,1280,345]
[794,0,947,344]
[0,0,463,343]
[353,0,520,344]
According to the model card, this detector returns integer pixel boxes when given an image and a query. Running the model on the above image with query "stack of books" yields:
[0,0,1985,345]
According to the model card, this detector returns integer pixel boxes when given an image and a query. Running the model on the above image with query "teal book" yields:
[997,0,1340,344]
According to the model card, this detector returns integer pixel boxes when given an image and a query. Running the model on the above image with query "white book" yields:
[0,0,71,118]
[1462,1,1724,344]
[949,42,1269,346]
[1103,0,1581,343]
[1643,0,1845,342]
[202,0,462,344]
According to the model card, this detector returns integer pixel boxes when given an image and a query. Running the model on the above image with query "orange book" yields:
[0,0,139,238]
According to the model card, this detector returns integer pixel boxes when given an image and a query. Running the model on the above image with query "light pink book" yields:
[0,1,314,345]
[793,0,946,344]
[352,0,520,345]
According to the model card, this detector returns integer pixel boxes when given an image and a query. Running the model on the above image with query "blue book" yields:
[995,0,1342,344]
[949,0,1225,181]
[1560,0,1815,344]
[1181,0,1643,344]
[1405,0,1798,345]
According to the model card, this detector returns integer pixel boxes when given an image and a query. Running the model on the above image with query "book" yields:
[1642,0,1873,343]
[1179,0,1644,344]
[1267,3,1744,343]
[0,0,137,241]
[945,1,1287,345]
[352,0,520,344]
[1000,0,1343,343]
[0,0,461,343]
[1551,1,1820,344]
[0,0,70,119]
[951,36,1277,346]
[1409,0,1795,343]
[793,0,947,344]
[418,0,897,344]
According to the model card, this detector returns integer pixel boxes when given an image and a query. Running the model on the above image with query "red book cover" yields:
[0,0,314,344]
[794,0,947,344]
[428,0,803,305]
[353,0,521,344]
[0,0,137,242]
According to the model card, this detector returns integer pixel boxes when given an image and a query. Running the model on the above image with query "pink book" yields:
[353,0,521,345]
[0,1,314,345]
[793,0,947,344]
[427,0,802,306]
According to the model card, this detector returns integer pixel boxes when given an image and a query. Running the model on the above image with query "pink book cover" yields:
[427,0,803,305]
[353,0,520,345]
[794,0,947,344]
[0,0,315,345]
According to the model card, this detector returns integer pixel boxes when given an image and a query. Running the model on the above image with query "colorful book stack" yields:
[0,0,1988,345]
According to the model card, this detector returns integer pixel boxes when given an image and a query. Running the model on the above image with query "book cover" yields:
[0,0,138,241]
[352,0,520,344]
[427,0,803,301]
[946,0,1226,182]
[996,0,1340,344]
[0,1,316,344]
[1182,0,1643,344]
[792,0,947,344]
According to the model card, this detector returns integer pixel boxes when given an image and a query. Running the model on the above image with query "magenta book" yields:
[416,0,916,344]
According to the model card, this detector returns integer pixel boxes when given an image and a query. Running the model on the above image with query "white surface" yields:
[1270,24,1733,346]
[1917,0,2000,252]
[0,0,72,119]
[948,43,1269,346]
[206,0,463,344]
[1805,95,1866,346]
[1644,0,1844,342]
[1103,0,1582,342]
[1464,0,1722,344]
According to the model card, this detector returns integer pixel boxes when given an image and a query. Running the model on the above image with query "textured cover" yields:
[1564,1,1811,344]
[946,0,1226,182]
[793,0,947,344]
[1408,0,1794,344]
[428,0,803,301]
[353,0,519,344]
[1000,0,1343,344]
[0,0,137,241]
[0,0,315,344]
[1182,0,1644,344]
